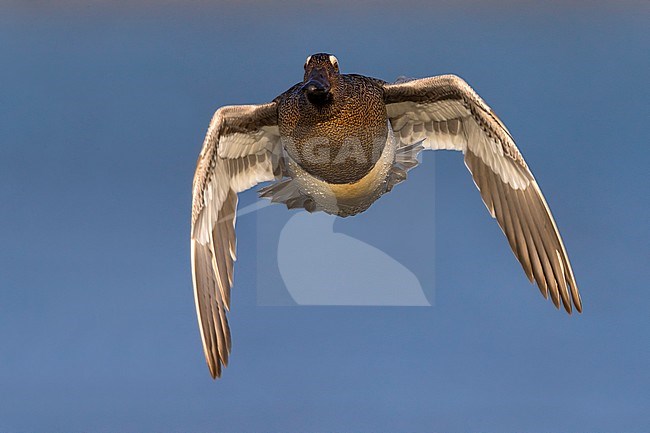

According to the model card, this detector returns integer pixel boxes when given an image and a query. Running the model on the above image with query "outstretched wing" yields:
[191,103,281,378]
[383,75,581,313]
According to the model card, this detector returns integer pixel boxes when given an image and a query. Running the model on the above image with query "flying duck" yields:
[191,53,582,378]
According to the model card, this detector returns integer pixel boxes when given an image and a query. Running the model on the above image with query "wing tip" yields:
[207,349,226,379]
[573,290,583,314]
[209,362,221,379]
[536,279,583,315]
[551,295,561,309]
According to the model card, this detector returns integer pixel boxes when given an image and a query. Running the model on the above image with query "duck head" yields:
[302,53,339,105]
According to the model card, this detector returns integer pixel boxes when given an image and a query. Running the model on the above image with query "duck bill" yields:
[302,68,331,99]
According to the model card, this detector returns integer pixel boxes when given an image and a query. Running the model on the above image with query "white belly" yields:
[286,121,397,216]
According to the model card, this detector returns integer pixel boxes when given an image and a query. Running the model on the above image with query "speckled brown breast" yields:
[276,75,388,184]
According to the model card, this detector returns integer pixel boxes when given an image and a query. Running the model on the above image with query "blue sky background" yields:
[1,2,649,432]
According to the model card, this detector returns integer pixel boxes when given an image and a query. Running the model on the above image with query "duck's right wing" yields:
[191,103,282,378]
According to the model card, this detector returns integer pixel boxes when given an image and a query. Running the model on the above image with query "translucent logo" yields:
[276,211,430,306]
[251,151,437,307]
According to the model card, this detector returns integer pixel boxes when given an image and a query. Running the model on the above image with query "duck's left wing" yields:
[192,103,281,378]
[383,75,581,313]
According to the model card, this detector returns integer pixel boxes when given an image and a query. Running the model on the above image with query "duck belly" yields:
[287,121,397,217]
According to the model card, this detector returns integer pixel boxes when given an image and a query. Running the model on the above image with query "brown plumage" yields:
[191,52,581,378]
[277,54,389,184]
